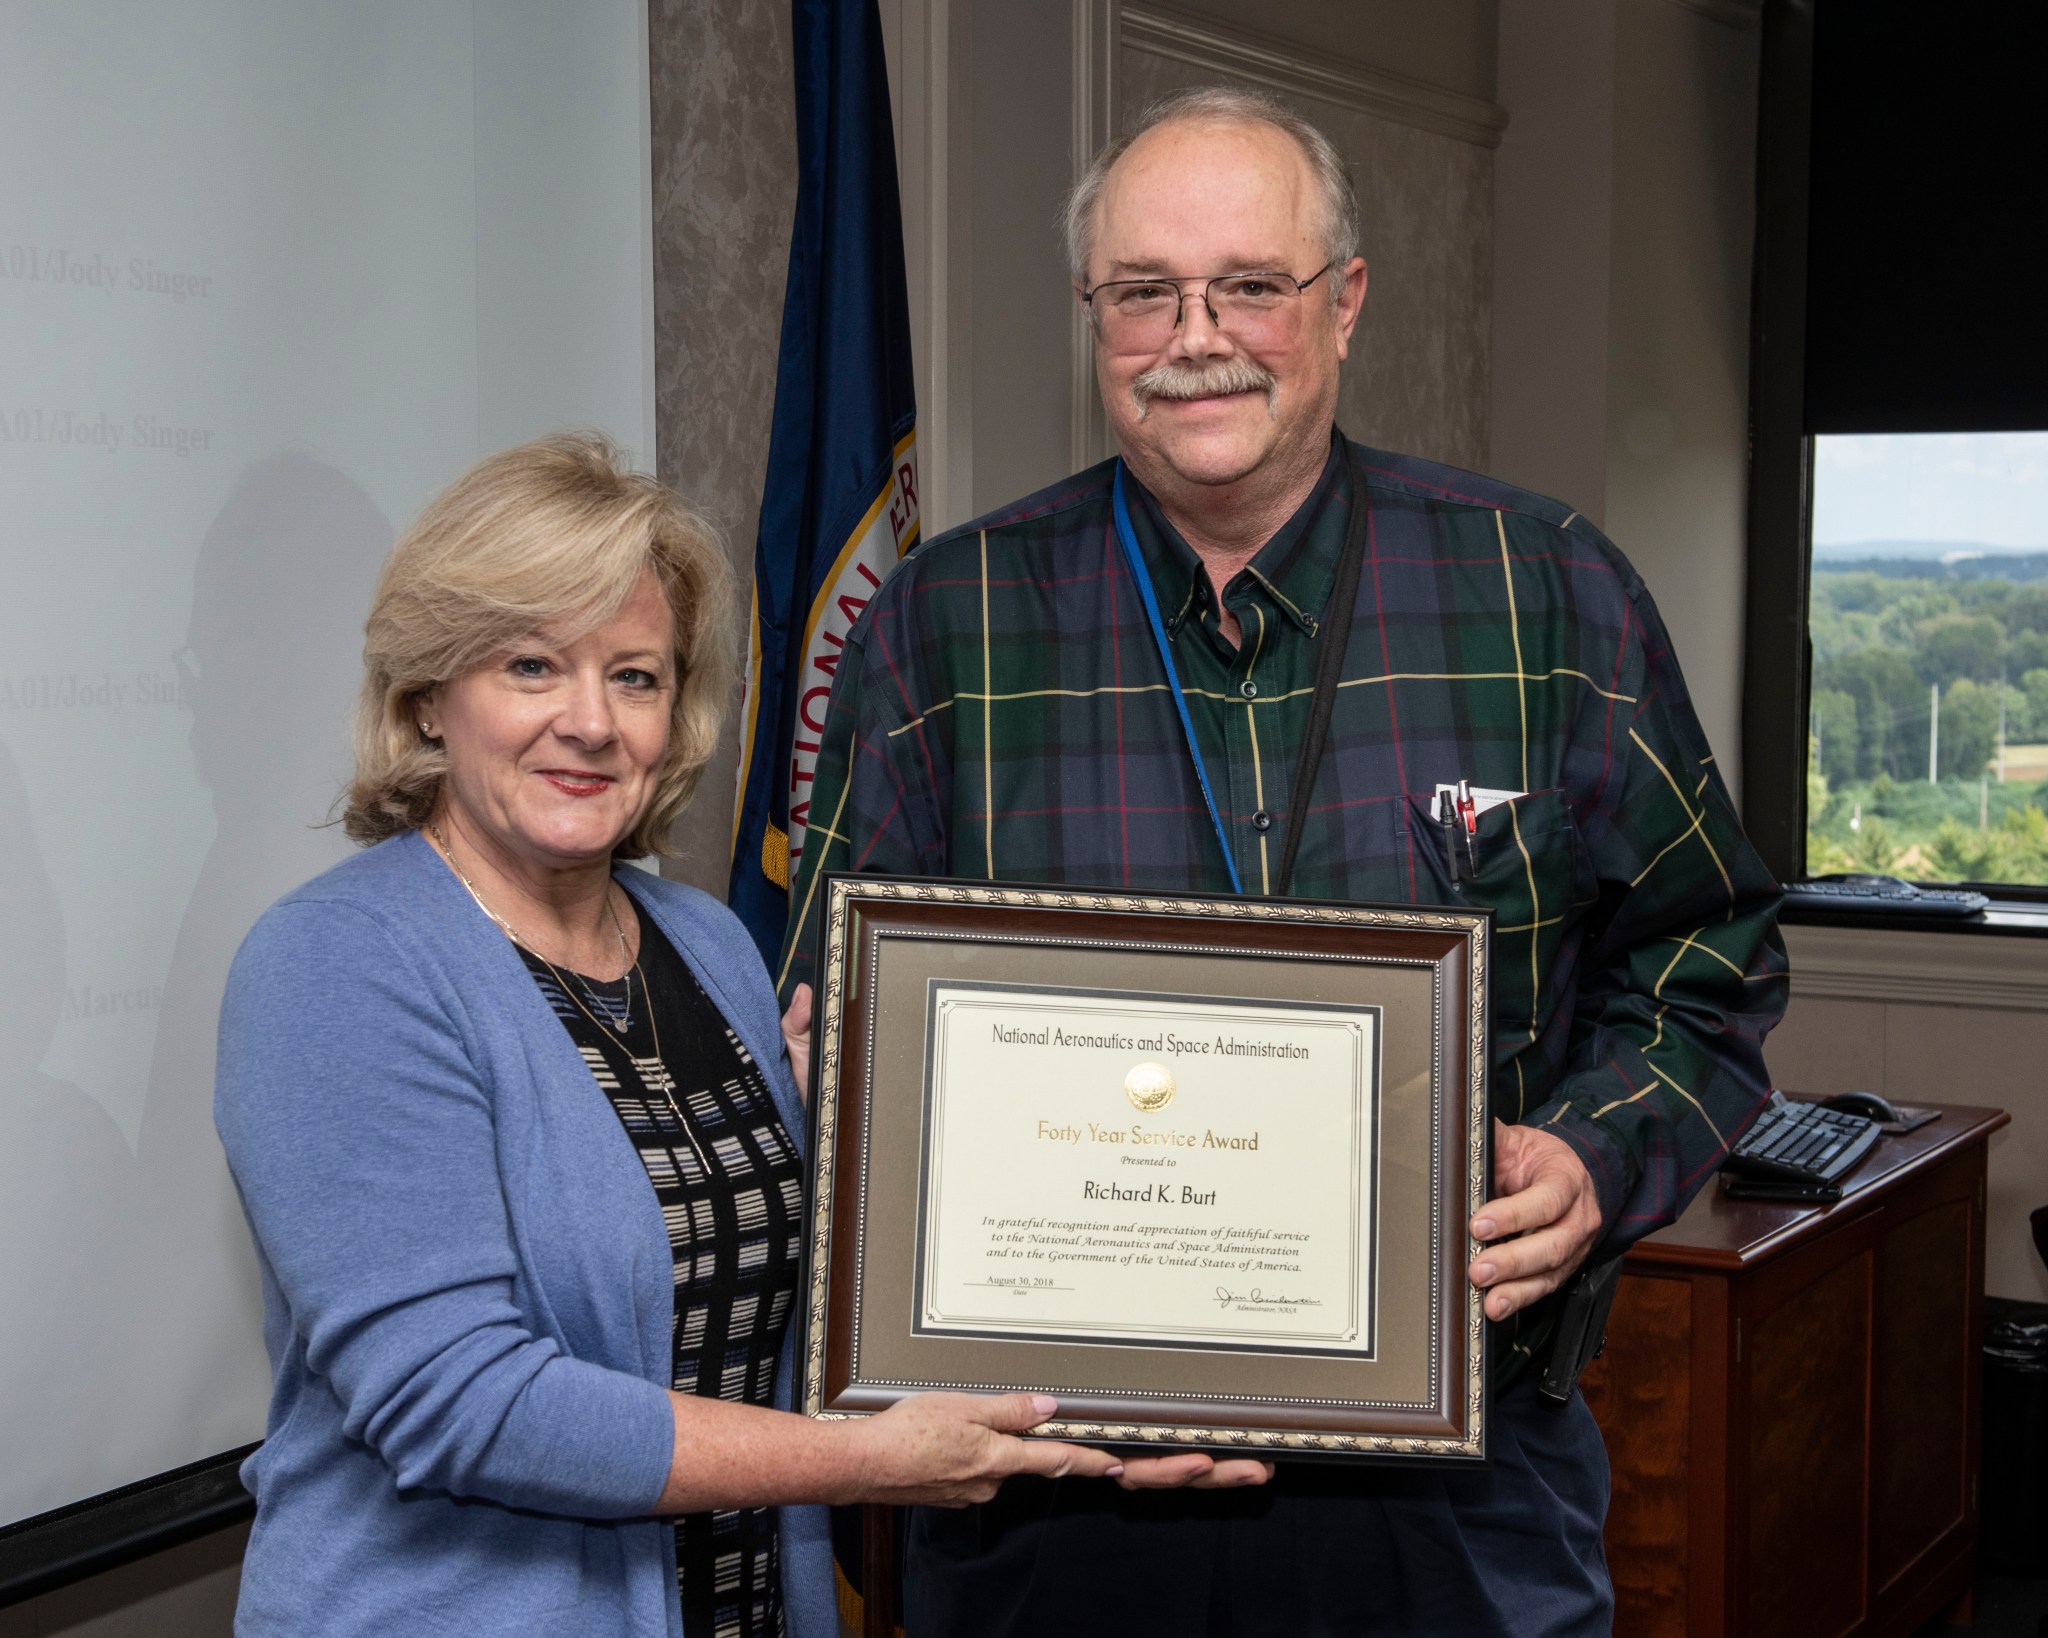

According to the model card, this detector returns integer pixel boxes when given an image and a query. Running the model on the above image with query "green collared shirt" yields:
[1122,435,1350,893]
[780,432,1788,1382]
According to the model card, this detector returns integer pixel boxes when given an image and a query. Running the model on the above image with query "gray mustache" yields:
[1131,357,1278,416]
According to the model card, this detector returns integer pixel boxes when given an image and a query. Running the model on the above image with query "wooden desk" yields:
[1580,1103,2009,1638]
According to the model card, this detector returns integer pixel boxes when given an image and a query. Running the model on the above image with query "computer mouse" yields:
[1821,1090,1901,1124]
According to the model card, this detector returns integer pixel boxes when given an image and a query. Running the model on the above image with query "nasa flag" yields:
[728,0,918,962]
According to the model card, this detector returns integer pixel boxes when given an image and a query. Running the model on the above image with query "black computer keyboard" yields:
[1721,1091,1879,1199]
[1780,874,1988,916]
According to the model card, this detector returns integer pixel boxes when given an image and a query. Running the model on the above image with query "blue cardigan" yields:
[215,830,835,1637]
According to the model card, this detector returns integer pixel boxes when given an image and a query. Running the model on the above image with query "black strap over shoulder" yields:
[1274,446,1369,897]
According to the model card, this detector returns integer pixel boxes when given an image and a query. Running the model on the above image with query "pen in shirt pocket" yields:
[1434,781,1529,881]
[1433,783,1476,883]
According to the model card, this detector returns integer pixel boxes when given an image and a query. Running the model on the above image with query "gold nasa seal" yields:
[1123,1061,1176,1113]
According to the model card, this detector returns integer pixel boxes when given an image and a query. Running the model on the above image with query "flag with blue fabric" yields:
[728,0,919,963]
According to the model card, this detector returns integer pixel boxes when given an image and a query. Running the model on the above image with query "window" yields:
[1806,435,2048,886]
[1741,1,2048,898]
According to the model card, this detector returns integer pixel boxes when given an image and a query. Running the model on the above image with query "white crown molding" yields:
[1119,1,1509,150]
[1784,923,2048,1015]
[1665,0,1763,29]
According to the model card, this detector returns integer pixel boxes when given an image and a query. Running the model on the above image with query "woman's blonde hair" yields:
[342,433,734,858]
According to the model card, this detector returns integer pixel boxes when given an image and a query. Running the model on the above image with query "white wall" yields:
[1769,929,2048,1303]
[1601,0,1758,803]
[1489,0,1614,526]
[1492,0,1759,803]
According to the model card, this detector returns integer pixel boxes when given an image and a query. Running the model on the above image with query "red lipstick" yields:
[540,770,614,798]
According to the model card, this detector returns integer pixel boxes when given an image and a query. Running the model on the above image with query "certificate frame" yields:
[799,874,1492,1463]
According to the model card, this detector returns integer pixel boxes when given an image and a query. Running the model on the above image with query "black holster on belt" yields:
[1537,1255,1625,1404]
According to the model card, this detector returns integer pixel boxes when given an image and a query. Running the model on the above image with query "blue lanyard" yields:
[1110,461,1243,894]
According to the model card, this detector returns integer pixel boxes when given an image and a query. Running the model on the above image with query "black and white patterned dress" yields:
[519,899,804,1638]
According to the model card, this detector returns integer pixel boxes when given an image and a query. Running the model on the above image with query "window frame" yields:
[1739,0,1816,888]
[1740,0,2048,916]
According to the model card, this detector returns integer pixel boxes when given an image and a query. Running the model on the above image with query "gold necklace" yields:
[545,946,709,1174]
[630,963,711,1173]
[426,823,635,1030]
[539,950,711,1175]
[424,823,706,1170]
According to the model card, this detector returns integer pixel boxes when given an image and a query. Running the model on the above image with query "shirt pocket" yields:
[1402,788,1597,1055]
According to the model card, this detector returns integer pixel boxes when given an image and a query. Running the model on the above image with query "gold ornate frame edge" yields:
[800,876,1492,1461]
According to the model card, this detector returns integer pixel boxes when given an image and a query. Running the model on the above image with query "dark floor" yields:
[1918,1575,2048,1637]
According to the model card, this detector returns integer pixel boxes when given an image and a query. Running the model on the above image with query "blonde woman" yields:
[213,435,1123,1637]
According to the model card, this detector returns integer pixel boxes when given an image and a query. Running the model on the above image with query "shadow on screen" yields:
[0,733,143,1518]
[131,452,393,1460]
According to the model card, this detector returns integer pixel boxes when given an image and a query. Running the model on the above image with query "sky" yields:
[1812,432,2048,552]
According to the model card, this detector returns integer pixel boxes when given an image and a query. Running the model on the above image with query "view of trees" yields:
[1806,557,2048,884]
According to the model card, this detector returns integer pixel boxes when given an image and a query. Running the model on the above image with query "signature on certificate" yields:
[1214,1286,1324,1310]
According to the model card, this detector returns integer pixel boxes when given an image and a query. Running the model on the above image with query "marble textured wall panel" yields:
[1118,48,1493,472]
[650,0,796,892]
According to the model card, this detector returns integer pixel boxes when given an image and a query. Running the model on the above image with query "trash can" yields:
[1982,1296,2048,1577]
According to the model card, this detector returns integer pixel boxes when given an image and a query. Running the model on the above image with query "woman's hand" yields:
[842,1392,1125,1507]
[651,1390,1267,1514]
[779,984,812,1101]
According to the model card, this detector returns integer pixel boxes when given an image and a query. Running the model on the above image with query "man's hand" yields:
[1110,1452,1275,1492]
[780,984,812,1102]
[1467,1119,1603,1321]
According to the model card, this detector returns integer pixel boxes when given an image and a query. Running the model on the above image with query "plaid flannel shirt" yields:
[778,431,1787,1379]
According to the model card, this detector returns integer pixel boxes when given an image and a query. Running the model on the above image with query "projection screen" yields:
[0,0,655,1529]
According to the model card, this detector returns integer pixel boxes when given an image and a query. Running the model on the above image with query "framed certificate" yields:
[799,875,1491,1462]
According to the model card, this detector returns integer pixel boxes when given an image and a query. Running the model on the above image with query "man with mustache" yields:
[780,86,1785,1637]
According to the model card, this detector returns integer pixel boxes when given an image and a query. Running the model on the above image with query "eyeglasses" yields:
[1081,264,1335,352]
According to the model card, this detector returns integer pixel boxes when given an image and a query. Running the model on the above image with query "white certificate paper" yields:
[914,981,1381,1355]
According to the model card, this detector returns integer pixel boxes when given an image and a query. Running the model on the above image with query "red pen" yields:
[1456,779,1477,834]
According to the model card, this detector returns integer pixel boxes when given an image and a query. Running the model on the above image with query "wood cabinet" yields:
[1581,1105,2007,1638]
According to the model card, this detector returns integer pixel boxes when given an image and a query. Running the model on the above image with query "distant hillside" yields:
[1814,538,2047,560]
[1814,548,2048,582]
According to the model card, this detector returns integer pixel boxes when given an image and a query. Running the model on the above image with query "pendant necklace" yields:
[425,823,709,1173]
[426,822,635,1034]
